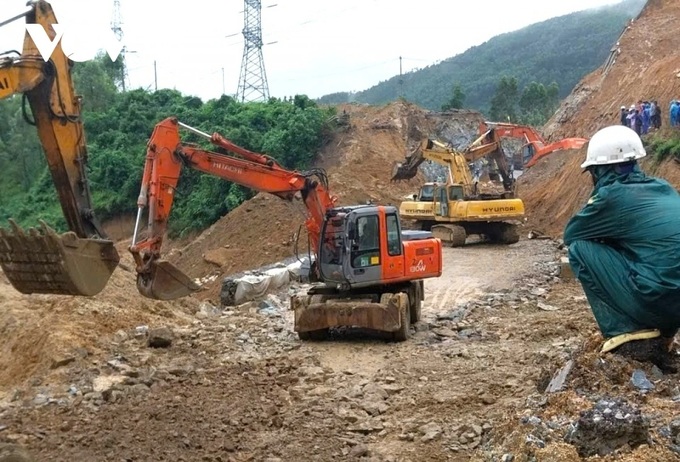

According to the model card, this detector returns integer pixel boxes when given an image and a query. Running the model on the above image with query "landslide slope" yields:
[517,0,680,237]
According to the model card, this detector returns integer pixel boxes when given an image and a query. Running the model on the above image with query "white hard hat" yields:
[621,106,626,109]
[581,125,646,169]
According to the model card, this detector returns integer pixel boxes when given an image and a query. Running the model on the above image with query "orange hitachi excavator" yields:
[128,117,443,341]
[478,121,587,169]
[0,1,119,296]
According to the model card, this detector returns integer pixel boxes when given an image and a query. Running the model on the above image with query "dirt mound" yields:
[168,102,485,301]
[518,0,680,237]
[0,244,200,392]
[516,148,591,237]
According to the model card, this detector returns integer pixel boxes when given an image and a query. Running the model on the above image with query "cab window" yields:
[386,213,401,256]
[352,215,380,268]
[449,185,464,201]
[418,185,434,201]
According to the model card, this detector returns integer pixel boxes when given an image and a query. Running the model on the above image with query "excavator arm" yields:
[0,1,119,296]
[129,117,337,300]
[462,130,515,192]
[391,136,514,198]
[478,121,587,169]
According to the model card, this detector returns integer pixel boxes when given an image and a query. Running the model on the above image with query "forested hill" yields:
[0,59,337,238]
[317,0,646,113]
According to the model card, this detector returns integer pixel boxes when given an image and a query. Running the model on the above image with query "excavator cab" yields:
[318,207,386,287]
[0,1,120,296]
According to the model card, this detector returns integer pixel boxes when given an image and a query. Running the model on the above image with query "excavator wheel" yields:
[408,281,422,323]
[297,294,330,341]
[382,292,410,342]
[487,223,520,245]
[431,224,467,247]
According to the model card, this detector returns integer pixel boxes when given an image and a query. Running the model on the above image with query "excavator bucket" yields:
[0,220,119,296]
[136,259,201,301]
[391,161,418,181]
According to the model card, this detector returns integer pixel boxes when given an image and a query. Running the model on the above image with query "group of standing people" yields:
[619,100,661,136]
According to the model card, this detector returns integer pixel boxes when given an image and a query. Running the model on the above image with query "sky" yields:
[2,0,626,102]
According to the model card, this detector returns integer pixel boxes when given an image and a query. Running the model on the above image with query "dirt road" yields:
[1,239,679,461]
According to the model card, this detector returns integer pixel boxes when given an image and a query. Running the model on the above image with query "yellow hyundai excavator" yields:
[0,1,119,296]
[391,136,525,247]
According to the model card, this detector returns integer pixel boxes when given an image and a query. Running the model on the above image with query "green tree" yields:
[441,84,466,111]
[71,54,117,111]
[489,76,519,122]
[518,81,560,126]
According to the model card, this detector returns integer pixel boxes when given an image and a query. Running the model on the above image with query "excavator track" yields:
[0,220,119,296]
[431,224,467,247]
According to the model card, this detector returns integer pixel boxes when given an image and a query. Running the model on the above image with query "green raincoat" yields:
[564,164,680,338]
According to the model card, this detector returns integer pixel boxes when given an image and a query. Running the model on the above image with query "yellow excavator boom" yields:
[0,1,119,296]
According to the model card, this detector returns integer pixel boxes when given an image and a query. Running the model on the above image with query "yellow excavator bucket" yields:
[0,220,119,296]
[136,259,201,301]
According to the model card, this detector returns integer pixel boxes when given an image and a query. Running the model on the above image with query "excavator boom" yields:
[0,1,119,296]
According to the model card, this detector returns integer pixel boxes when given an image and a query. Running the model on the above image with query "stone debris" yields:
[565,398,650,457]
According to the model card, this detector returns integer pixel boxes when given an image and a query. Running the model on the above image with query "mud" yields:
[614,338,678,374]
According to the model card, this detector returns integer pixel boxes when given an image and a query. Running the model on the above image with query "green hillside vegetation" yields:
[0,57,337,238]
[318,0,645,116]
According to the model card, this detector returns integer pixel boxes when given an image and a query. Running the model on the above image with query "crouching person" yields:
[565,125,680,373]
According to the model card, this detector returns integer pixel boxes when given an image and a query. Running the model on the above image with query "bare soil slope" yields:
[515,0,680,237]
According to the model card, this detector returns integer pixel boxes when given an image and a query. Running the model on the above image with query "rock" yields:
[630,369,654,392]
[50,355,76,369]
[147,327,174,348]
[565,398,650,457]
[92,375,125,393]
[348,420,384,434]
[348,444,369,458]
[537,302,559,311]
[418,422,442,436]
[432,328,457,338]
[381,384,405,395]
[559,257,574,280]
[480,394,496,405]
[361,400,389,416]
[545,360,574,393]
[362,383,388,400]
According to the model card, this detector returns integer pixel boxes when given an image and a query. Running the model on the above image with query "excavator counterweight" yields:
[0,1,120,296]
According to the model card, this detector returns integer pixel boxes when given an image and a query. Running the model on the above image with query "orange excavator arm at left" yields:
[128,117,337,300]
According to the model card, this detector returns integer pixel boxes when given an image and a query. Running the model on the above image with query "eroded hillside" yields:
[517,0,680,237]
